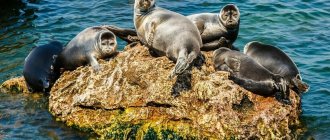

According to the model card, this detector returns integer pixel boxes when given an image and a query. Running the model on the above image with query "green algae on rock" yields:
[48,43,304,139]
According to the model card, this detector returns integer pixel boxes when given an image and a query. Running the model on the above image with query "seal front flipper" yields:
[201,37,231,51]
[229,76,276,96]
[146,21,156,47]
[203,41,219,51]
[87,54,101,72]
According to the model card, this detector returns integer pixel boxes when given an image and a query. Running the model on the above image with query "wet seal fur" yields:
[133,0,203,78]
[58,26,118,72]
[244,41,309,93]
[213,48,290,104]
[23,41,64,93]
[187,4,240,51]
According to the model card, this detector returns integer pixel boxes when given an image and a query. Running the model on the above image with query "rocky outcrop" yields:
[1,44,304,139]
[0,77,29,94]
[47,43,304,139]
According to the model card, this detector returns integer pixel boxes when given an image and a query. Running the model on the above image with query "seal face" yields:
[134,0,202,77]
[23,41,64,93]
[213,48,289,101]
[187,4,240,51]
[58,26,118,71]
[244,41,309,93]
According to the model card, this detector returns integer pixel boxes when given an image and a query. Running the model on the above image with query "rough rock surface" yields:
[2,44,304,139]
[1,77,29,94]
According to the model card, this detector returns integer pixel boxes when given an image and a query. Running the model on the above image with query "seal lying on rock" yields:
[244,41,309,93]
[133,0,202,78]
[187,4,240,51]
[23,41,64,93]
[58,26,118,72]
[213,48,290,103]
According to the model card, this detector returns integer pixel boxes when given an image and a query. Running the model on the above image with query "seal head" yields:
[98,31,118,58]
[135,0,155,13]
[220,4,240,30]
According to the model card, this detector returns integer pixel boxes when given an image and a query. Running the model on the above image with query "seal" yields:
[213,48,290,103]
[244,41,309,93]
[187,4,240,51]
[58,26,118,71]
[23,41,64,93]
[133,0,202,78]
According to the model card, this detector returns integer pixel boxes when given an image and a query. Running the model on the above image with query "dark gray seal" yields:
[244,41,309,93]
[187,4,240,51]
[213,48,289,103]
[23,41,64,93]
[58,26,118,71]
[134,0,202,78]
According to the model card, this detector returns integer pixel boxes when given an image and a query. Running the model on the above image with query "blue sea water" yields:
[0,0,329,139]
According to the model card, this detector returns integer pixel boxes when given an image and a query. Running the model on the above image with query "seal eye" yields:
[110,43,115,46]
[101,43,106,46]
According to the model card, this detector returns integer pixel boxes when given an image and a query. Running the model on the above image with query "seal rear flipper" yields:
[102,25,139,43]
[169,58,190,79]
[273,77,291,105]
[291,76,309,93]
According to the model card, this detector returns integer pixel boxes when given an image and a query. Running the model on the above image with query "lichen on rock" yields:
[1,43,305,139]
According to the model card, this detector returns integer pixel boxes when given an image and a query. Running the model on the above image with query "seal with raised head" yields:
[58,26,118,71]
[23,41,64,93]
[134,0,202,77]
[244,41,309,93]
[187,4,240,51]
[213,48,289,103]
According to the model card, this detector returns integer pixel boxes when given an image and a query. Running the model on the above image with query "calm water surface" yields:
[0,0,329,139]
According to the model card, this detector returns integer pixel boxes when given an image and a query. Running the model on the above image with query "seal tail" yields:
[291,76,309,94]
